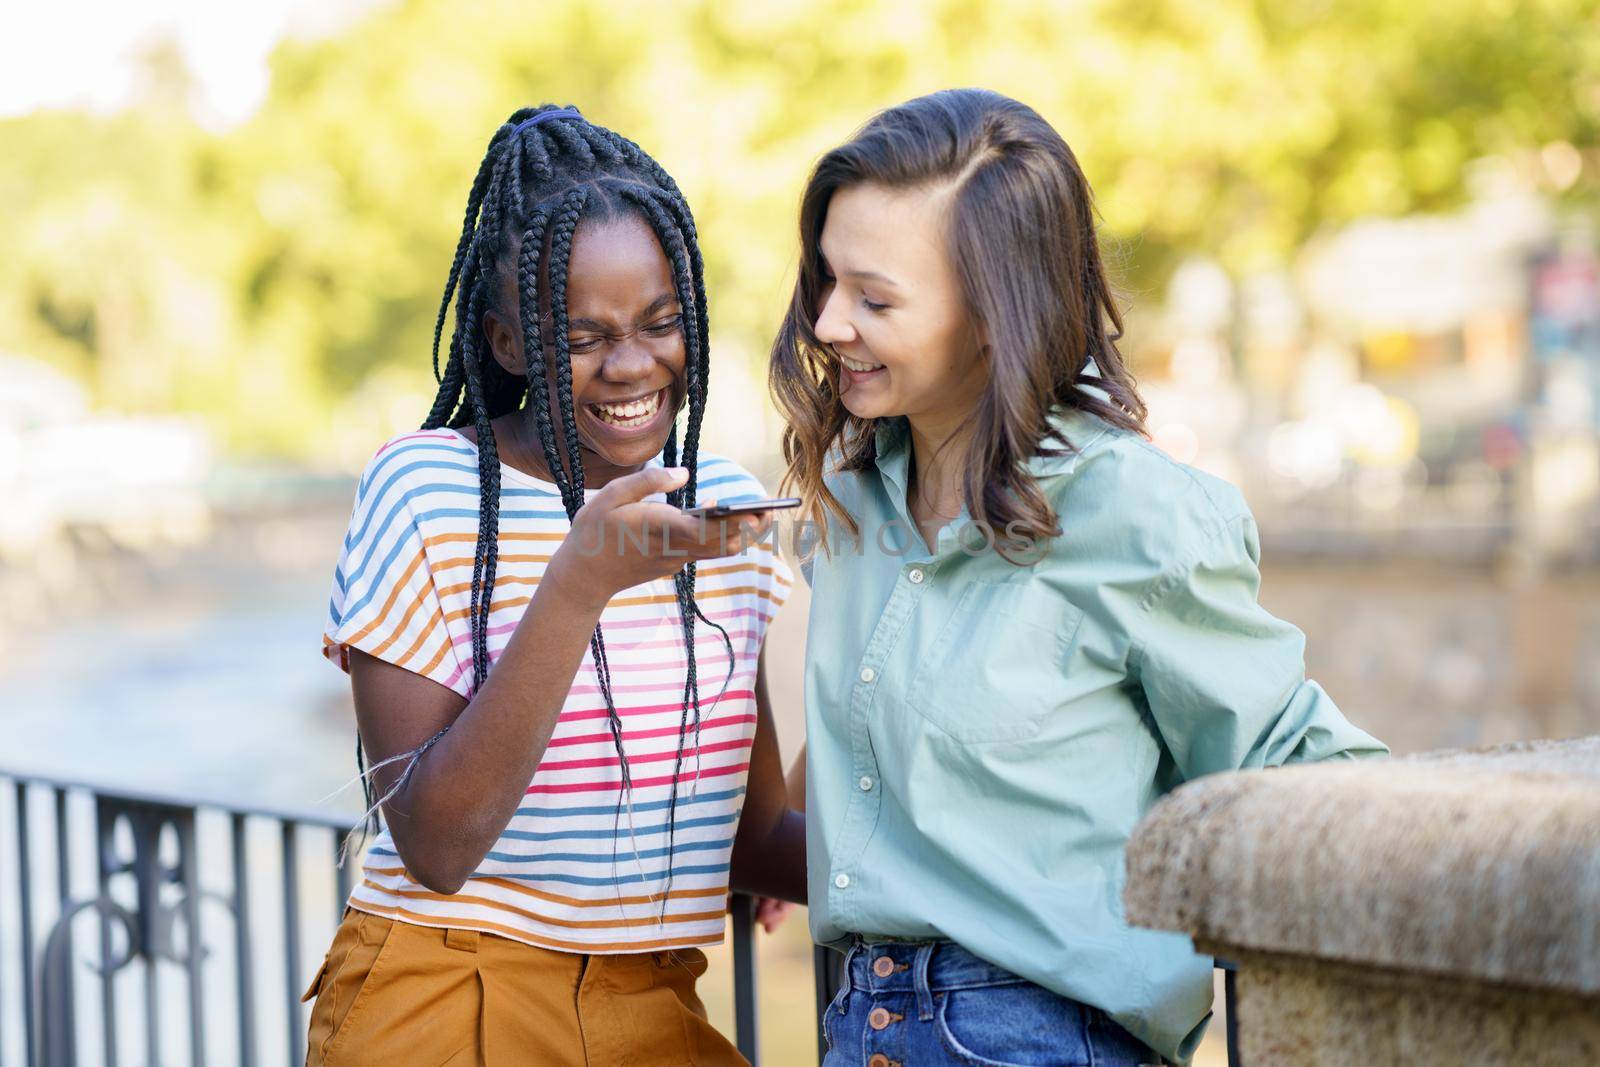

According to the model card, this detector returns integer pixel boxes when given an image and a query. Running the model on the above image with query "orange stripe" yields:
[325,601,451,679]
[336,529,784,671]
[421,529,778,559]
[341,546,428,650]
[361,879,725,930]
[415,626,455,678]
[347,898,722,953]
[435,552,554,569]
[371,558,443,660]
[430,557,785,585]
[363,864,726,908]
[438,573,541,600]
[439,583,781,626]
[378,602,443,665]
[425,531,566,547]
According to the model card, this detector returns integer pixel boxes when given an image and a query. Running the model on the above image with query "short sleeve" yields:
[1131,511,1388,782]
[321,447,471,698]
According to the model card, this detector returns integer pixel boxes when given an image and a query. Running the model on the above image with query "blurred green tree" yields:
[1,0,1595,457]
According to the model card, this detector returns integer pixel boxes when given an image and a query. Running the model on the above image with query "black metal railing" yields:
[0,767,764,1066]
[3,766,1236,1067]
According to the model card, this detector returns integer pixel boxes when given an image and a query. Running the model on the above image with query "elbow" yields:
[393,840,473,895]
[413,867,470,895]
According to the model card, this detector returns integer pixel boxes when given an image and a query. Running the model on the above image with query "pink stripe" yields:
[620,628,761,653]
[450,606,774,648]
[375,431,458,458]
[526,761,749,795]
[564,678,754,701]
[571,656,739,676]
[553,688,756,722]
[546,713,757,748]
[537,737,752,773]
[440,609,773,692]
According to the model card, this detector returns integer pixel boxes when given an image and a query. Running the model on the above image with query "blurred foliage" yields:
[2,0,1597,459]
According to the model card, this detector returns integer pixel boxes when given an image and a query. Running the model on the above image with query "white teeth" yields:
[841,355,884,373]
[592,390,662,426]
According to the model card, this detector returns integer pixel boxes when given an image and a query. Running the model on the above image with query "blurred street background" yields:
[3,1,1599,1064]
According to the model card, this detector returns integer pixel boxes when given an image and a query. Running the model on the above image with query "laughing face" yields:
[487,211,689,487]
[812,182,987,437]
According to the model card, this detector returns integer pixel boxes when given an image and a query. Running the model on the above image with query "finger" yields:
[592,466,689,511]
[621,509,772,559]
[679,513,771,557]
[718,512,775,552]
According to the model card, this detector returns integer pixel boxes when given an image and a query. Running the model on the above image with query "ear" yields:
[483,309,527,376]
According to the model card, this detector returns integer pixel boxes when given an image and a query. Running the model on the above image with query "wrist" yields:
[541,549,613,615]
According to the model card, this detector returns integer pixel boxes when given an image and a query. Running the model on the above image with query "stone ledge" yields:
[1123,736,1600,996]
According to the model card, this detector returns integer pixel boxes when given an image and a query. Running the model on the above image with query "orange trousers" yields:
[302,908,747,1066]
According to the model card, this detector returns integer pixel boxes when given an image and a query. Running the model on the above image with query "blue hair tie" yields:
[511,107,582,136]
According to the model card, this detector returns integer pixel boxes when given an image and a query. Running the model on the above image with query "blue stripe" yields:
[371,848,729,886]
[356,438,472,502]
[347,458,557,551]
[514,787,744,819]
[482,835,733,865]
[340,494,572,619]
[696,472,750,492]
[499,812,737,843]
[360,437,477,494]
[480,862,729,887]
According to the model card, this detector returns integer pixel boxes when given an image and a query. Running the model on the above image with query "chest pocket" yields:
[905,581,1084,743]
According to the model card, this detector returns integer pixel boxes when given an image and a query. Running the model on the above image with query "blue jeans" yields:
[821,939,1165,1067]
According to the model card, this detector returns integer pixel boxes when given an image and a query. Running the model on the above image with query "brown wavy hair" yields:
[769,88,1146,560]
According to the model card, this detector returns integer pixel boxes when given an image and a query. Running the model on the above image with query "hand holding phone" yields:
[681,497,801,519]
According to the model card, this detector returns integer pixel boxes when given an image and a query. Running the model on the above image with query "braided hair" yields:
[352,106,734,907]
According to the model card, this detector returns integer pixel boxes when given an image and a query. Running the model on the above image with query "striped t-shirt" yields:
[322,428,792,953]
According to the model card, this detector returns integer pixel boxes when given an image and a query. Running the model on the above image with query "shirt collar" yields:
[868,406,1108,481]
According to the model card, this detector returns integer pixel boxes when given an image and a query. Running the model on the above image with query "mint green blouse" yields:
[800,408,1388,1064]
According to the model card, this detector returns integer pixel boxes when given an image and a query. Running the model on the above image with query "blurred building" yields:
[1140,176,1600,569]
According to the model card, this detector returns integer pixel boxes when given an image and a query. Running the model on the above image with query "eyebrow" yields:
[569,293,678,333]
[818,251,899,289]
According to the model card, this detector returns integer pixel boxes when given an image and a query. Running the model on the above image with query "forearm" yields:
[729,807,807,903]
[385,562,607,891]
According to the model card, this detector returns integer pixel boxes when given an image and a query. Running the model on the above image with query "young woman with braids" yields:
[307,106,803,1065]
[770,89,1387,1066]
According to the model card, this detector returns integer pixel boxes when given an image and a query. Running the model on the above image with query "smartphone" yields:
[682,497,802,519]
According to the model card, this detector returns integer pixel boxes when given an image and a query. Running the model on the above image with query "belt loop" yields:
[445,928,479,952]
[838,939,862,1015]
[912,942,936,1021]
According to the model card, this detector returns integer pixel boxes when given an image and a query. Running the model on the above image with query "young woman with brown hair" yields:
[770,88,1386,1066]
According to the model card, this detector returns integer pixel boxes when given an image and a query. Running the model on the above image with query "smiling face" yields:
[488,211,688,486]
[813,182,987,437]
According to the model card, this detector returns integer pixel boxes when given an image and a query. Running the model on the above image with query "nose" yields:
[813,285,858,347]
[597,337,657,383]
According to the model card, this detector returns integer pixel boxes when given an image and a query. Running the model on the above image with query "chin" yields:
[581,428,674,469]
[841,391,895,422]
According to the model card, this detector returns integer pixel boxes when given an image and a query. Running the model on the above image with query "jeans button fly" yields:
[869,1007,892,1030]
[872,955,895,978]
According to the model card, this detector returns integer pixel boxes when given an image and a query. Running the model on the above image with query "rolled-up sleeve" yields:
[1130,511,1389,782]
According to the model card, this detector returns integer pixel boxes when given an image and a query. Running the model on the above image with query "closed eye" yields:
[644,314,683,334]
